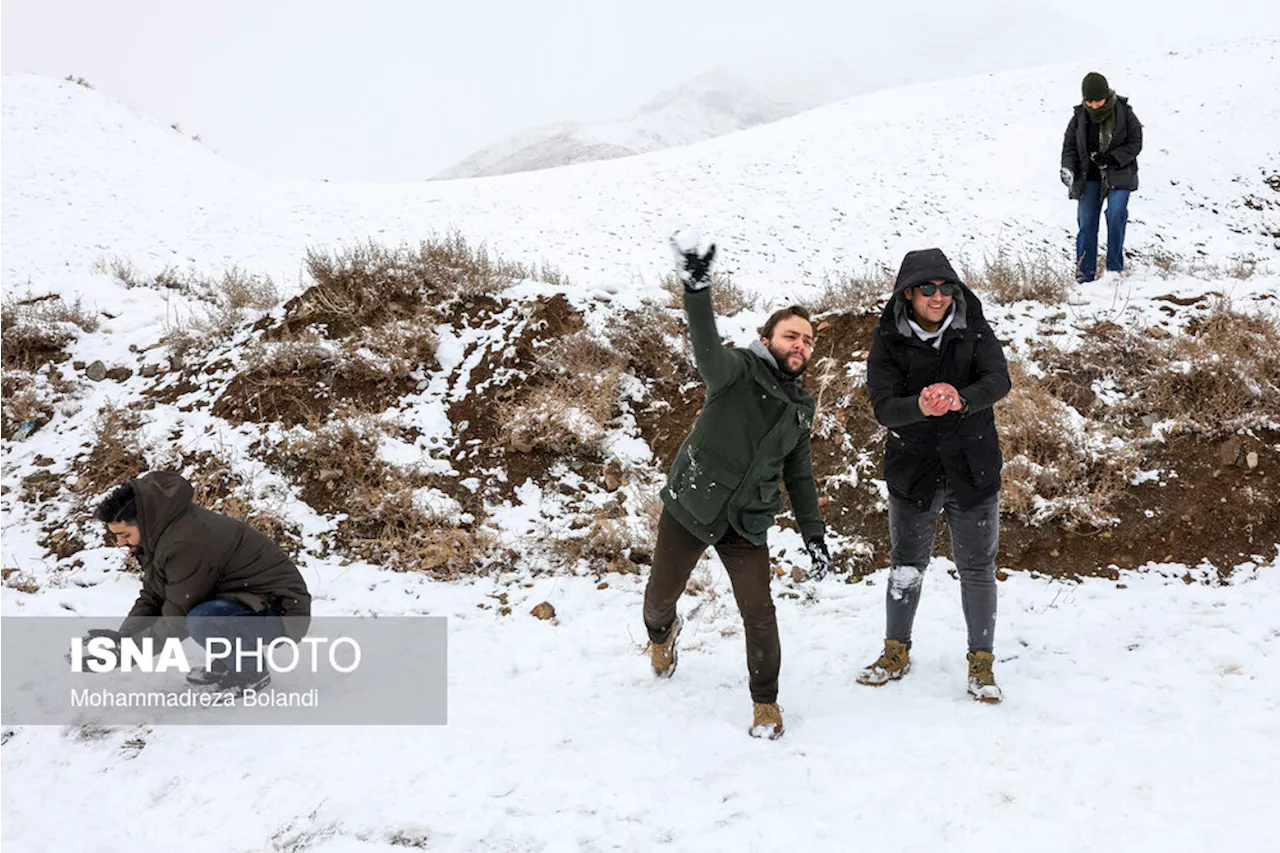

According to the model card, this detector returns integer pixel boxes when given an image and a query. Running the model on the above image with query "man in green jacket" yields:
[89,470,311,694]
[643,231,830,740]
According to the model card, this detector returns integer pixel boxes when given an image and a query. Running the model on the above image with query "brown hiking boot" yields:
[967,651,1003,704]
[649,615,682,678]
[749,702,784,740]
[856,639,911,686]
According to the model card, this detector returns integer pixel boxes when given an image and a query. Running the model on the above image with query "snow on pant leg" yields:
[943,489,1001,653]
[1104,188,1131,272]
[715,528,779,705]
[1075,181,1103,281]
[643,508,706,643]
[885,489,944,646]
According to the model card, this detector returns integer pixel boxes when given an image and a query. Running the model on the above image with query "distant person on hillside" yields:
[88,471,311,695]
[857,248,1011,704]
[642,230,831,740]
[1060,71,1144,282]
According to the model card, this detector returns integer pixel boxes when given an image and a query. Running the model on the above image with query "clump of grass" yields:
[1,294,99,371]
[997,358,1137,529]
[660,271,759,316]
[810,267,895,314]
[963,246,1072,305]
[499,337,624,455]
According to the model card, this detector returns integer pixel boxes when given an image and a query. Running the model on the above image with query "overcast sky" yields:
[4,0,1277,181]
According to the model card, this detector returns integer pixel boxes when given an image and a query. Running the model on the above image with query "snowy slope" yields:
[3,37,1280,853]
[431,71,813,180]
[6,37,1276,301]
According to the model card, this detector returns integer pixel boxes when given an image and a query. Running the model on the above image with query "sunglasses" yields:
[917,283,956,297]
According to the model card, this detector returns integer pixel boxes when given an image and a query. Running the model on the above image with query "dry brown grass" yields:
[1141,300,1280,435]
[810,267,895,315]
[555,491,661,574]
[660,271,759,316]
[0,375,55,440]
[996,358,1137,528]
[212,333,428,427]
[276,418,489,576]
[499,337,625,455]
[302,234,529,327]
[963,247,1072,306]
[70,405,149,502]
[1,294,99,371]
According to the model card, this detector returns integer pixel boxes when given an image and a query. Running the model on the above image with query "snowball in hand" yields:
[672,227,702,255]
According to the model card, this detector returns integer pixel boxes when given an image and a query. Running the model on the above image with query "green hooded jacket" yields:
[660,287,825,546]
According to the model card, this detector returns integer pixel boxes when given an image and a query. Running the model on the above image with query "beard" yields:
[769,343,810,377]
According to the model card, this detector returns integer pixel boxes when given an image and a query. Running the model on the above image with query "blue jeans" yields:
[885,484,1000,653]
[186,599,285,674]
[1076,181,1131,281]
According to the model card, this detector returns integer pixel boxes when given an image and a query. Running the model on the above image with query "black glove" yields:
[805,537,831,581]
[1101,152,1120,169]
[670,233,717,292]
[1059,167,1074,187]
[69,628,125,669]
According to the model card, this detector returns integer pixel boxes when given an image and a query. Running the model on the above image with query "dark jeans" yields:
[643,508,780,704]
[1076,181,1131,281]
[186,598,285,674]
[885,484,999,653]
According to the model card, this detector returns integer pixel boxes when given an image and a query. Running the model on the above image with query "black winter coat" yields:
[1061,96,1143,199]
[866,252,1012,510]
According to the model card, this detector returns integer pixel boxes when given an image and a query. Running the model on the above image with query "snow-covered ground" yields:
[3,36,1279,853]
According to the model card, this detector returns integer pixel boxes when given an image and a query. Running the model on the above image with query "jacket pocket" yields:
[738,480,783,536]
[671,448,744,526]
[960,429,1002,490]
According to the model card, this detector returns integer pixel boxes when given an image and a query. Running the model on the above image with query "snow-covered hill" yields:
[432,71,816,180]
[3,37,1280,853]
[5,38,1277,299]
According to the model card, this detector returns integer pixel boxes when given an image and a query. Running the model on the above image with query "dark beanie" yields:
[1082,72,1109,101]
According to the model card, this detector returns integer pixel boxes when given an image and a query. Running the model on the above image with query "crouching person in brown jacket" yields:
[91,470,311,695]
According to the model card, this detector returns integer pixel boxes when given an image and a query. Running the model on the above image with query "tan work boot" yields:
[967,651,1003,704]
[649,615,682,678]
[749,702,784,740]
[856,639,911,686]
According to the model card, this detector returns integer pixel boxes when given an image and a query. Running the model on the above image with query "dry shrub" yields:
[963,247,1071,305]
[212,334,426,427]
[300,234,527,332]
[0,374,55,440]
[997,359,1136,528]
[1141,301,1280,435]
[71,405,149,501]
[605,304,693,384]
[188,268,279,337]
[1,294,99,371]
[660,271,759,316]
[340,490,489,578]
[500,338,624,455]
[278,419,487,575]
[556,516,651,574]
[810,267,895,314]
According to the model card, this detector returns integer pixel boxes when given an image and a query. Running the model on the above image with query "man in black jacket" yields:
[857,248,1011,703]
[1060,71,1143,283]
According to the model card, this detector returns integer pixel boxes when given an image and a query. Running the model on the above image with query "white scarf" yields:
[907,309,955,349]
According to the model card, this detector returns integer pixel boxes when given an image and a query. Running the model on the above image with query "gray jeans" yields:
[885,484,1000,653]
